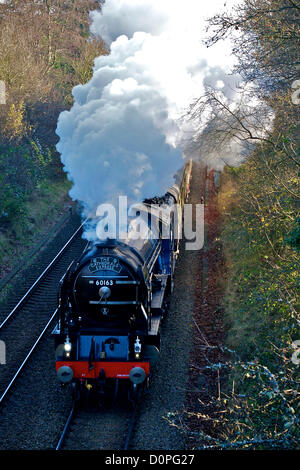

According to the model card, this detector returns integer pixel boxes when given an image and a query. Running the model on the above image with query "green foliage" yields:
[284,218,300,252]
[198,0,300,449]
[0,176,71,274]
[220,146,299,359]
[171,353,299,449]
[215,117,299,448]
[0,139,54,223]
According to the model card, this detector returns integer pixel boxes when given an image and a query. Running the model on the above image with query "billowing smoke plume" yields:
[56,0,242,237]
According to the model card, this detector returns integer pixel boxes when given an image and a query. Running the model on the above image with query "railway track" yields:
[0,211,145,450]
[56,398,139,451]
[0,215,87,407]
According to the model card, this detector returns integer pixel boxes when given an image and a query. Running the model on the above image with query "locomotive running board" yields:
[148,315,161,336]
[148,274,168,336]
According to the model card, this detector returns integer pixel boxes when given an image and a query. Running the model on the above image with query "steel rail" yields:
[123,404,139,450]
[0,308,58,406]
[56,400,139,451]
[0,219,87,330]
[56,401,76,451]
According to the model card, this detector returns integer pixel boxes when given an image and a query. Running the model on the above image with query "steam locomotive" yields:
[53,160,192,401]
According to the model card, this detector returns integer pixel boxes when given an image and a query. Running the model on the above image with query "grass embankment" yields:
[0,175,72,280]
[216,152,299,448]
[219,165,298,361]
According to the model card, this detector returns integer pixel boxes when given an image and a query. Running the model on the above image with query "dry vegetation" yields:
[0,0,107,273]
[173,0,299,449]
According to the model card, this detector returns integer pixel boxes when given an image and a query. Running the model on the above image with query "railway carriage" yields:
[53,160,192,401]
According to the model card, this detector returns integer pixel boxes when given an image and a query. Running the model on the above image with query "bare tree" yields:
[206,0,300,95]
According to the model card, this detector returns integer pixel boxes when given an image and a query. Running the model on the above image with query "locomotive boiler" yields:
[53,160,192,401]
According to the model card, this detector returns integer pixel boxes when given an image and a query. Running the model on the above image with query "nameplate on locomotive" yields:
[89,257,122,273]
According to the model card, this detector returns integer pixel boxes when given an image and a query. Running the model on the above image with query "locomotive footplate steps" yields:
[151,274,168,312]
[148,274,168,336]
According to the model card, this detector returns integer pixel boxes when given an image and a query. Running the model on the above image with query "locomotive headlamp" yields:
[134,337,142,359]
[64,336,72,352]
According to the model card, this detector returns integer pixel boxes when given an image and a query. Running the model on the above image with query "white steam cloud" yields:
[56,0,242,234]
